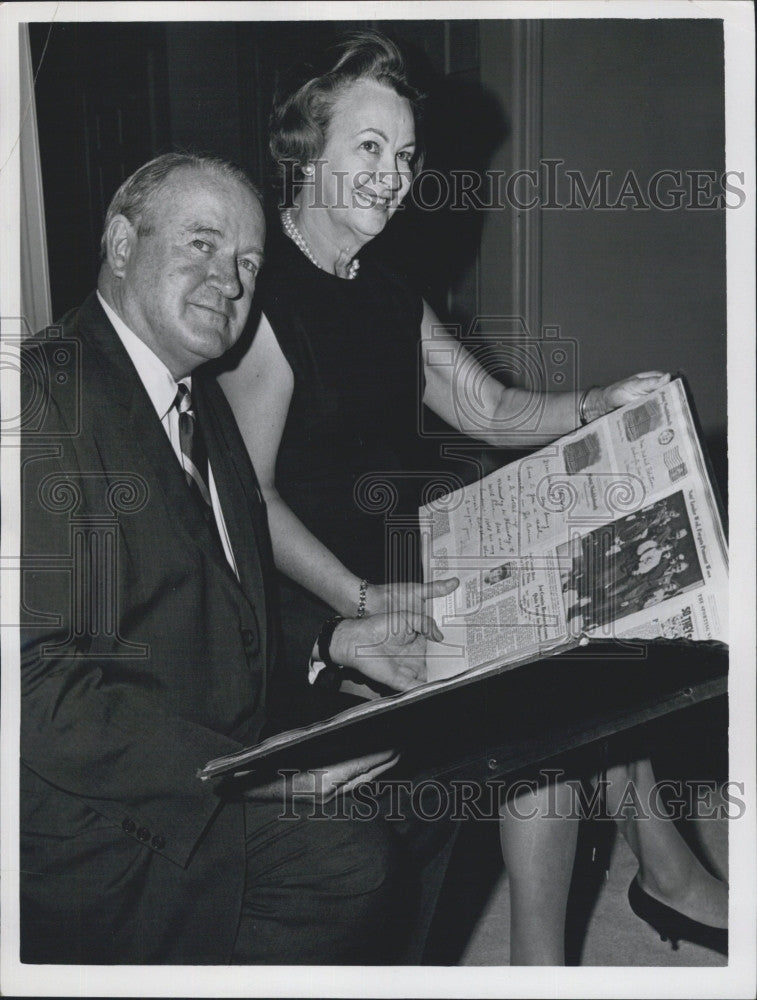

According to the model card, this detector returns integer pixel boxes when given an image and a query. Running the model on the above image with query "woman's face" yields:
[312,78,416,245]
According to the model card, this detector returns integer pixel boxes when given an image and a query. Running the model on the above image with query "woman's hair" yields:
[269,29,425,186]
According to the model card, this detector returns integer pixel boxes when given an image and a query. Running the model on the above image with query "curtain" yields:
[19,23,51,333]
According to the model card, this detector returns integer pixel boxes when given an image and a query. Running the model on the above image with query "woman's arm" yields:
[421,299,669,446]
[217,314,366,617]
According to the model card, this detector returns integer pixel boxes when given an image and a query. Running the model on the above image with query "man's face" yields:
[116,167,265,378]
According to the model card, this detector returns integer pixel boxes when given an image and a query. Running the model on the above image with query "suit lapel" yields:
[77,293,260,609]
[193,376,272,664]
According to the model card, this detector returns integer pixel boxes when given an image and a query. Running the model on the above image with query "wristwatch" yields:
[308,615,344,691]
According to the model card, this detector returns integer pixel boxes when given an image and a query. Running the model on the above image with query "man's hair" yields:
[269,29,425,184]
[100,152,262,258]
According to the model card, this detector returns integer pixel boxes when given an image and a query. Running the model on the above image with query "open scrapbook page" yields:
[200,376,727,780]
[421,375,728,681]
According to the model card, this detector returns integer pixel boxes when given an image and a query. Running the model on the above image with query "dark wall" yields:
[539,20,726,455]
[30,19,726,492]
[29,23,170,316]
[30,19,480,318]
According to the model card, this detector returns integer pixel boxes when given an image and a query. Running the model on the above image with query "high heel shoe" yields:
[627,876,728,956]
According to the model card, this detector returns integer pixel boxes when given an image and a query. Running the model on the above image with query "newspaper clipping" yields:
[421,378,728,681]
[199,378,729,779]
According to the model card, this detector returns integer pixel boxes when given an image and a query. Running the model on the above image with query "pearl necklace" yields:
[281,209,360,280]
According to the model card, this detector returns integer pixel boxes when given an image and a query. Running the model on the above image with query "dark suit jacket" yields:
[20,293,281,963]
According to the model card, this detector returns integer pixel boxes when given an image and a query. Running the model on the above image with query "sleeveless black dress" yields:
[257,227,428,715]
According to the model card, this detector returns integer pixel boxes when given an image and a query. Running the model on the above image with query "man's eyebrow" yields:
[184,224,223,238]
[184,224,265,258]
[241,248,265,264]
[357,127,415,148]
[238,240,265,256]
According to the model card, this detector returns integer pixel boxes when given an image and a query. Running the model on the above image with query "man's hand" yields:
[329,604,449,692]
[243,749,399,802]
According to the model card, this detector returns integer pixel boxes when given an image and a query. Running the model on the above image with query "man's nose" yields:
[206,256,242,298]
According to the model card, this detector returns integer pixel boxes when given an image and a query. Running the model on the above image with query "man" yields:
[20,153,452,965]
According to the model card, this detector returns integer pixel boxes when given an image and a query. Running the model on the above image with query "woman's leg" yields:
[605,757,727,927]
[499,777,579,964]
[499,755,726,966]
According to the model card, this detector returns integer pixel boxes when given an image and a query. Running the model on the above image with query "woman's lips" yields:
[354,189,393,210]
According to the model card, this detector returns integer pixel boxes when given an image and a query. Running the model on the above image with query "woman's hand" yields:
[586,371,671,421]
[363,577,459,620]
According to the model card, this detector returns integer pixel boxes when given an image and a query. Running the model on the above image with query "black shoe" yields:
[628,876,728,956]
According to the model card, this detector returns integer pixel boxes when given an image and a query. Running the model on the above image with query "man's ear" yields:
[104,215,136,278]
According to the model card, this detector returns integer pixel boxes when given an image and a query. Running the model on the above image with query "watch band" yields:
[317,614,344,668]
[311,615,344,691]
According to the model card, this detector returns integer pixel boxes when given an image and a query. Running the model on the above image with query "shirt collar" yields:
[97,291,189,420]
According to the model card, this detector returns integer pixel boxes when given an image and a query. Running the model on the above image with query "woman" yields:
[219,30,727,963]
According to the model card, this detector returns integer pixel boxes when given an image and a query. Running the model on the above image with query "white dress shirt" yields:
[97,292,239,577]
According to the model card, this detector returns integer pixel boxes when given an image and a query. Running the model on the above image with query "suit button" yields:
[136,826,150,843]
[241,628,257,651]
[151,835,166,851]
[122,818,136,835]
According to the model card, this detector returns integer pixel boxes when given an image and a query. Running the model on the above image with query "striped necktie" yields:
[174,383,221,544]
